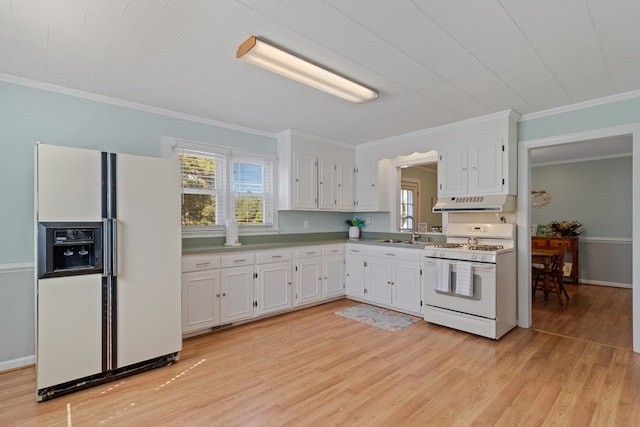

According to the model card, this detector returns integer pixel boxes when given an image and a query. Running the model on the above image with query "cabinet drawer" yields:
[221,252,255,268]
[323,244,344,256]
[256,249,292,264]
[296,247,323,258]
[182,254,221,272]
[549,239,574,249]
[365,246,422,262]
[531,239,548,248]
[345,243,365,254]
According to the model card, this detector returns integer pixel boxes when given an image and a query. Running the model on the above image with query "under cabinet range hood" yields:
[432,194,516,212]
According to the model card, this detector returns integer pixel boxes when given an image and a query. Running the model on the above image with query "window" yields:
[400,178,420,231]
[167,139,276,233]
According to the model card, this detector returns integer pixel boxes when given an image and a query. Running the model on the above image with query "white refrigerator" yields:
[35,143,182,401]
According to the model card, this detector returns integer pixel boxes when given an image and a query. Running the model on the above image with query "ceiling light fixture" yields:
[236,36,378,104]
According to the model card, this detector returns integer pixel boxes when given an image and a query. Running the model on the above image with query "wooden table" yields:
[532,236,579,284]
[532,248,563,305]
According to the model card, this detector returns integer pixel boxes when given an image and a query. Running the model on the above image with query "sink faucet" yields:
[403,215,417,244]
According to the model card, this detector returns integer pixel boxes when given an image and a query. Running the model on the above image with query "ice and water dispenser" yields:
[37,222,103,278]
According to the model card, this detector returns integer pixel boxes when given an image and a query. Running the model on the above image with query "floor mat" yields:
[335,304,421,332]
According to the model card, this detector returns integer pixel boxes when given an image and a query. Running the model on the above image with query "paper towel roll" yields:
[225,219,240,246]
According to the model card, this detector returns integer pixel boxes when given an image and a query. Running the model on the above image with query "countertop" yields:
[182,238,433,255]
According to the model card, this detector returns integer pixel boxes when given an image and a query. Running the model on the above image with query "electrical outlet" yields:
[303,220,309,229]
[365,216,372,226]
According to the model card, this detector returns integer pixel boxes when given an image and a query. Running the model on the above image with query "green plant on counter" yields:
[346,217,365,228]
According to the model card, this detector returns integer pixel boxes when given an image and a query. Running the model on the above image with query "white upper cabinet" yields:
[336,161,355,211]
[277,130,355,211]
[293,154,318,209]
[355,161,378,211]
[438,139,508,196]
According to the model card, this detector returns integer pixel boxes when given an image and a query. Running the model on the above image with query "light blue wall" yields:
[519,96,640,141]
[0,81,276,264]
[531,157,632,238]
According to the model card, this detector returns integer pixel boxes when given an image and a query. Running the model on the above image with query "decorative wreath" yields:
[531,190,551,208]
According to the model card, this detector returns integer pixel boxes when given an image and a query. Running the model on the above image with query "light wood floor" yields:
[532,283,633,350]
[2,298,639,426]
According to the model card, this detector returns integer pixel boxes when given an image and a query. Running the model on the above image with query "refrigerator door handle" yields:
[102,218,111,277]
[111,218,118,277]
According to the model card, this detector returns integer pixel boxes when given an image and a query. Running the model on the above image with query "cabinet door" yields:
[220,266,255,323]
[336,162,355,211]
[438,147,467,196]
[296,257,323,305]
[468,140,503,194]
[318,158,336,210]
[391,261,422,313]
[182,270,220,332]
[323,254,344,298]
[345,253,366,297]
[355,162,377,211]
[256,262,292,315]
[365,257,393,305]
[293,154,317,209]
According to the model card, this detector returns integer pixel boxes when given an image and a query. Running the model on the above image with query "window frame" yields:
[163,137,278,236]
[400,177,420,232]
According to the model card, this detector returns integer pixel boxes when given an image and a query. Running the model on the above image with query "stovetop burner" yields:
[432,243,466,248]
[468,244,504,251]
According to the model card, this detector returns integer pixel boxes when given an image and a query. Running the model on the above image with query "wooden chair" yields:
[532,242,570,305]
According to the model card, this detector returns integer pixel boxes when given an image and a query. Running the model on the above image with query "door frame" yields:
[516,123,640,353]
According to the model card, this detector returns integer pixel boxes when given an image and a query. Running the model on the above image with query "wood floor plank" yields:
[1,298,639,426]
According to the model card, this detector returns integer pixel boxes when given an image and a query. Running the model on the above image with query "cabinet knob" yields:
[216,294,221,297]
[222,292,227,296]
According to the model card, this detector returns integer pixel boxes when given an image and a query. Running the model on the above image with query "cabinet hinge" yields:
[364,261,367,267]
[364,288,368,294]
[502,145,505,152]
[420,269,423,275]
[439,154,442,161]
[502,178,505,185]
[253,301,258,307]
[295,266,298,272]
[439,184,442,190]
[420,300,423,306]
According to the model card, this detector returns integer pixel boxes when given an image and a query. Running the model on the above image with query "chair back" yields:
[550,242,567,276]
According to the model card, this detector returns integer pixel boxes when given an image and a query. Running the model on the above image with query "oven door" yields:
[423,257,496,319]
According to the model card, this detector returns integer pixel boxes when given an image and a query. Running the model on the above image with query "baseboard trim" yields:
[0,355,35,373]
[580,280,632,289]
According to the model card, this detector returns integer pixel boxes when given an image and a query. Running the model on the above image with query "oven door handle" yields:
[424,258,495,271]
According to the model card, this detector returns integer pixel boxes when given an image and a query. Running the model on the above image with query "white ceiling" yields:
[1,0,640,145]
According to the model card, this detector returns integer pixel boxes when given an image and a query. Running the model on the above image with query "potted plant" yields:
[346,217,365,239]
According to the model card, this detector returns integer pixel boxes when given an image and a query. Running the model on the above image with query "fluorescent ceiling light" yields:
[236,36,378,104]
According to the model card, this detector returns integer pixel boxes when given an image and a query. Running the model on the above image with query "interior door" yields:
[114,153,182,368]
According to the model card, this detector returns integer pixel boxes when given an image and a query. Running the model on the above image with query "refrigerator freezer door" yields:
[36,275,103,389]
[36,144,102,222]
[114,153,182,368]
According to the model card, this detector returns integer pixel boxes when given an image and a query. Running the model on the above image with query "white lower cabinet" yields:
[353,245,423,316]
[295,244,345,306]
[181,254,222,333]
[345,244,365,297]
[182,269,221,332]
[220,265,255,323]
[365,257,393,305]
[182,244,344,335]
[256,249,293,315]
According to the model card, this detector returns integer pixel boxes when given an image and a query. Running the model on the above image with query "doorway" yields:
[517,124,640,353]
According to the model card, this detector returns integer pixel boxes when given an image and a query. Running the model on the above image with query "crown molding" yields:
[0,73,276,139]
[520,89,640,121]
